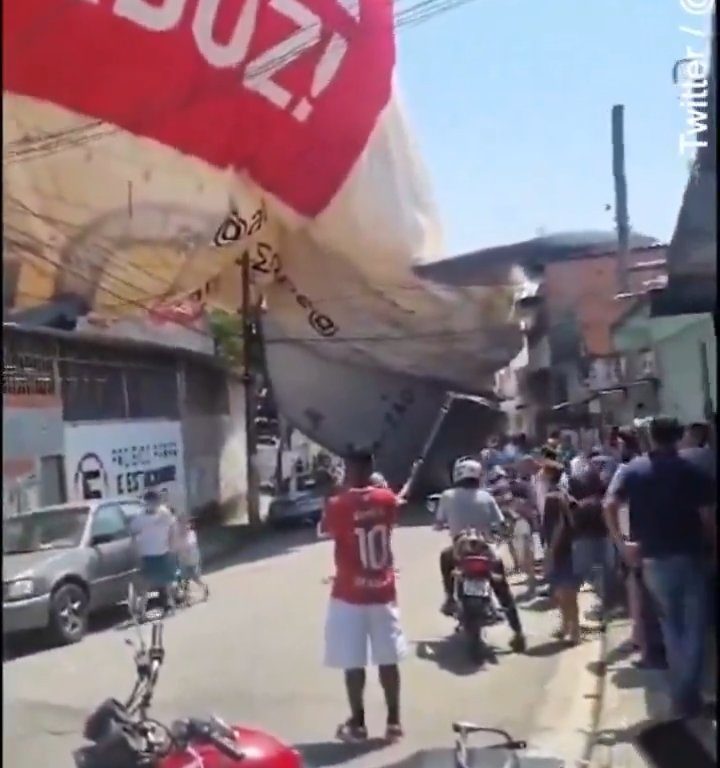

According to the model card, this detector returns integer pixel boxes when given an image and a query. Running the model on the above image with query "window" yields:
[60,361,125,421]
[119,502,146,524]
[91,504,129,542]
[3,332,58,396]
[184,364,229,416]
[126,366,179,419]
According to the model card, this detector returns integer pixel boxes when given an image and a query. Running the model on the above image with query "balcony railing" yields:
[585,350,658,391]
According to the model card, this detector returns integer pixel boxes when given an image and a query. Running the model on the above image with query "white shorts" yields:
[324,598,407,669]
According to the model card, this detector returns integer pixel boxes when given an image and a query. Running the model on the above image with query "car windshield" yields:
[3,507,90,554]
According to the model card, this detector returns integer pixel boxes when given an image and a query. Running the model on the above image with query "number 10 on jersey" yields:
[354,524,391,570]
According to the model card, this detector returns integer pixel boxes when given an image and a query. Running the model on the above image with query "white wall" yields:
[657,316,716,423]
[64,420,187,513]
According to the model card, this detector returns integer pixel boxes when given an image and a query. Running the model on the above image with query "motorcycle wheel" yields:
[465,620,486,664]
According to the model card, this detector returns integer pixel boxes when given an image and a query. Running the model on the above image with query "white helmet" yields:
[452,458,482,484]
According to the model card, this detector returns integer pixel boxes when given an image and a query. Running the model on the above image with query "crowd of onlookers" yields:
[480,418,716,722]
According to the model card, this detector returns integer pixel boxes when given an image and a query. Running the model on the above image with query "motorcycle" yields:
[75,587,302,768]
[451,529,502,663]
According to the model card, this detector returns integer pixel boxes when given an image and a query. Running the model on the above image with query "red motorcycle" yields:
[452,530,503,663]
[74,618,302,768]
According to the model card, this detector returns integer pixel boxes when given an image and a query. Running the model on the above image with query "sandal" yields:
[336,720,368,743]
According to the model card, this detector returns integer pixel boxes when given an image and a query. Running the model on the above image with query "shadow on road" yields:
[415,636,508,676]
[3,606,131,662]
[296,739,388,767]
[523,639,572,658]
[202,524,322,576]
[594,717,716,768]
[515,595,553,612]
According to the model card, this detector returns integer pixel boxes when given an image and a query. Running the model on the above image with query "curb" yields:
[579,622,609,767]
[525,591,608,768]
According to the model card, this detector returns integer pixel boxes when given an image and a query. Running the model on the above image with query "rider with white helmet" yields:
[435,457,526,652]
[440,458,503,537]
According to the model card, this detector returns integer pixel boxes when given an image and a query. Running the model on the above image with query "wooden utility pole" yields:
[611,104,630,294]
[241,250,261,526]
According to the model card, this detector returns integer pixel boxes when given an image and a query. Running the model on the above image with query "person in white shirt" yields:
[569,452,589,478]
[130,490,177,615]
[435,458,526,652]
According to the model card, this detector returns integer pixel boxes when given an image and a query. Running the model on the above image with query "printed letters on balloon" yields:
[5,0,395,215]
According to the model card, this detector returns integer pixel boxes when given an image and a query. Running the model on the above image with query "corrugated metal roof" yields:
[413,231,658,287]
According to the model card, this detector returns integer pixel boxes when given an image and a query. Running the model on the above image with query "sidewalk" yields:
[196,494,272,566]
[588,618,716,767]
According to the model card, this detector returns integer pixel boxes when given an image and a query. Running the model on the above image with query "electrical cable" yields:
[5,193,517,324]
[4,0,488,164]
[4,0,523,348]
[10,247,516,346]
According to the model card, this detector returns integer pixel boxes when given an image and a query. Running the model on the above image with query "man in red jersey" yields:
[320,450,407,743]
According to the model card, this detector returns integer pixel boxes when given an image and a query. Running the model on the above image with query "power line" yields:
[5,0,486,165]
[3,0,499,321]
[5,193,209,300]
[11,246,514,347]
[6,190,517,317]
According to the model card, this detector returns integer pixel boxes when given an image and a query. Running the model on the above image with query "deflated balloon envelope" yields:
[2,1,659,487]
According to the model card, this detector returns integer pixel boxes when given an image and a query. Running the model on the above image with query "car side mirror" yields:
[90,533,114,546]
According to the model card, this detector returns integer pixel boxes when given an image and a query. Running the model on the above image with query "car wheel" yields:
[49,583,89,645]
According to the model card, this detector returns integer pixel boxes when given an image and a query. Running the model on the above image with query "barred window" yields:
[60,361,126,421]
[184,363,229,416]
[126,365,179,420]
[3,332,58,396]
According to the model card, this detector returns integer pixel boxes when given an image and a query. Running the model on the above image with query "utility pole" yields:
[611,104,630,294]
[241,249,261,526]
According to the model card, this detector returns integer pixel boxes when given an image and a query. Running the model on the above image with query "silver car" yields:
[267,490,324,527]
[3,497,146,645]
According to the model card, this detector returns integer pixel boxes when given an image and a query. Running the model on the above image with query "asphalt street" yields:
[3,519,602,768]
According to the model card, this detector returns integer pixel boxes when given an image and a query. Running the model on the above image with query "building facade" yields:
[495,245,668,437]
[2,324,248,519]
[613,305,716,425]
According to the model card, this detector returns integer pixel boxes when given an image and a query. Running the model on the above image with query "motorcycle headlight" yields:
[4,579,35,601]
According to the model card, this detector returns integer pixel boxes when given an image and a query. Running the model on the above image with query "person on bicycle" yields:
[434,458,526,652]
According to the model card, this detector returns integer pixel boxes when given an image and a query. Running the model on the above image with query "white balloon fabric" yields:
[4,0,525,476]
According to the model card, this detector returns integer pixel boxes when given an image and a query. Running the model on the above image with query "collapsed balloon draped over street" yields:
[3,0,527,481]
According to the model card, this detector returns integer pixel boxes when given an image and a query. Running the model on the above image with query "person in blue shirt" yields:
[604,416,716,719]
[680,422,716,481]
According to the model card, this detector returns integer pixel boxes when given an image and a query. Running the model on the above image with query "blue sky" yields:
[396,0,713,255]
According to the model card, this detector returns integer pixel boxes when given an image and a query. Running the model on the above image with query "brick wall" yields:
[543,246,667,356]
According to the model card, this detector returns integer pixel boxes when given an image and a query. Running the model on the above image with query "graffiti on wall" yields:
[65,422,187,512]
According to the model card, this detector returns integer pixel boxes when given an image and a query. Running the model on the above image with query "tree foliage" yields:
[209,309,244,368]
